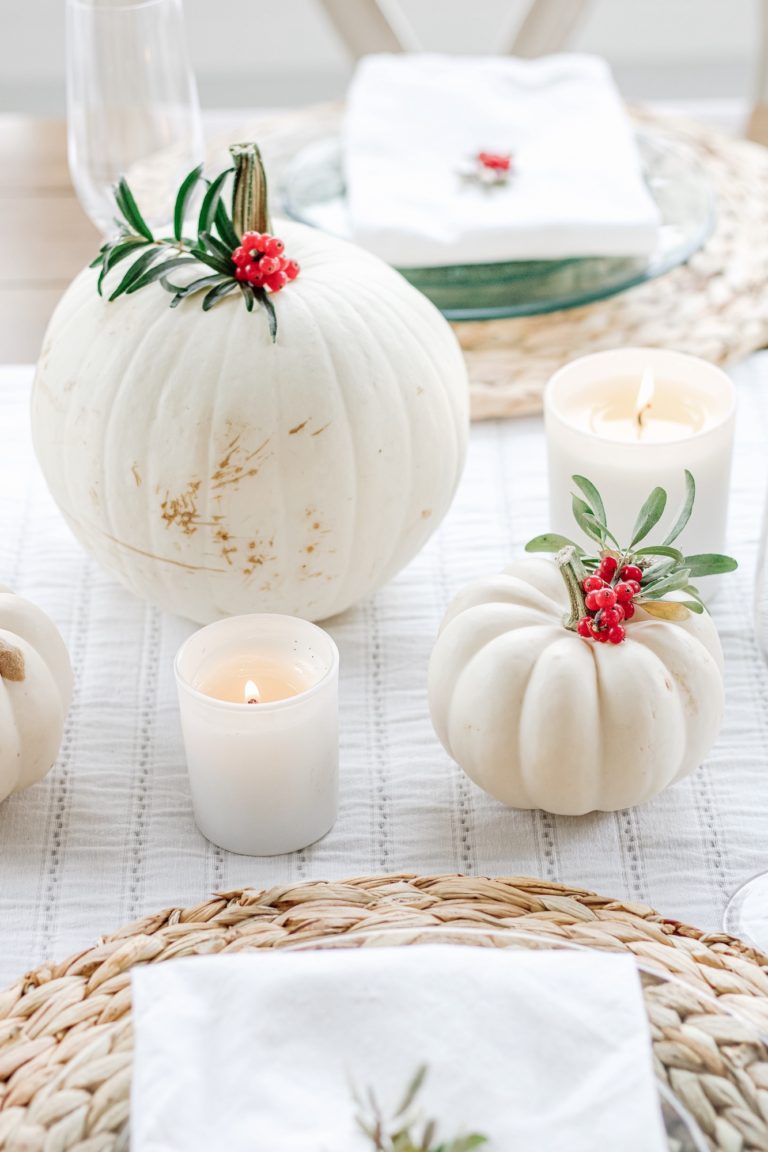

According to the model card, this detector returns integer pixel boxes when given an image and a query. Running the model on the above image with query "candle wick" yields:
[247,696,260,705]
[636,402,651,437]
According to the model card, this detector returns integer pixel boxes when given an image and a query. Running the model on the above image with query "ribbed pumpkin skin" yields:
[428,556,725,815]
[0,586,73,801]
[32,220,468,622]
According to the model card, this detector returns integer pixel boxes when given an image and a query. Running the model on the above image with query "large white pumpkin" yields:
[428,556,724,814]
[32,157,467,623]
[0,586,72,803]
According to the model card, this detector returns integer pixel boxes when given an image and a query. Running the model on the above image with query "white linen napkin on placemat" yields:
[343,53,660,267]
[131,946,667,1151]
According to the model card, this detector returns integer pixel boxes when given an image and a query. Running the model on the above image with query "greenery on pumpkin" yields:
[526,470,737,620]
[354,1065,487,1152]
[89,150,278,339]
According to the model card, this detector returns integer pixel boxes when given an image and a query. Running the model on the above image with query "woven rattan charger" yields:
[1,874,768,1151]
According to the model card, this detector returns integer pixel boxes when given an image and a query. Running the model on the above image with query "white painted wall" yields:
[0,0,757,114]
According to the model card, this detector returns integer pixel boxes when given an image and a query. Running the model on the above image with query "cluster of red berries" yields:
[477,151,512,171]
[231,232,300,293]
[576,557,644,645]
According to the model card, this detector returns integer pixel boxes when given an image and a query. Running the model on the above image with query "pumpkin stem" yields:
[556,546,589,631]
[230,143,271,238]
[0,641,25,682]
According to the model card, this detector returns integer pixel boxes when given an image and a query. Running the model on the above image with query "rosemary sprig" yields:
[354,1065,487,1152]
[526,470,737,622]
[90,144,283,339]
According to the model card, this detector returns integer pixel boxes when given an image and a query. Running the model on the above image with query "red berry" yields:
[266,270,287,292]
[623,602,635,620]
[627,580,641,596]
[593,587,616,610]
[284,259,300,280]
[585,591,600,612]
[593,629,609,643]
[583,575,604,593]
[264,236,285,258]
[620,565,643,583]
[614,581,635,604]
[235,266,247,280]
[577,617,593,638]
[254,235,270,253]
[232,246,249,267]
[600,606,625,628]
[258,256,280,276]
[598,556,618,581]
[608,625,626,645]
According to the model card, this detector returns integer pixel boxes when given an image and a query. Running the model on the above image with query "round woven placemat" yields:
[1,874,768,1151]
[217,104,768,420]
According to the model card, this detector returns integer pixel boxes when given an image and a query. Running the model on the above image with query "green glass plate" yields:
[281,132,716,321]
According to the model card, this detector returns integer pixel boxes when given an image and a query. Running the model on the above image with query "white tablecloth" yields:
[0,360,766,988]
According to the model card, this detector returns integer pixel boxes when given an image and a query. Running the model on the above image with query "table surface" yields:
[1,359,766,987]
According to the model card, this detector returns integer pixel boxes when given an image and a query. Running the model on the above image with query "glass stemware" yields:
[66,0,204,237]
[722,492,768,949]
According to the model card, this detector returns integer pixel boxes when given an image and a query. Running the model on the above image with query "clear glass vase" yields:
[66,0,204,237]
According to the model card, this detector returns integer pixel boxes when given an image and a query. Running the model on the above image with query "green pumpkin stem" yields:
[230,142,271,239]
[557,546,588,631]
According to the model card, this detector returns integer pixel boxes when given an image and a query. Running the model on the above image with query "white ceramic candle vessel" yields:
[175,614,339,856]
[544,348,736,568]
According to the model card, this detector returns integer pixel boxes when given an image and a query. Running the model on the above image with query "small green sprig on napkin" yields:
[354,1065,488,1152]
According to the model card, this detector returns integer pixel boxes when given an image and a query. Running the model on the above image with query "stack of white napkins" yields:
[344,53,660,267]
[131,946,666,1151]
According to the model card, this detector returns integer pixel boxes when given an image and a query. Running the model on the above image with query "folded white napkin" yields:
[344,53,660,267]
[131,946,666,1151]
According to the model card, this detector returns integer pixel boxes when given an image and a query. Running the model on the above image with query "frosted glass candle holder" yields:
[544,348,736,575]
[175,615,339,856]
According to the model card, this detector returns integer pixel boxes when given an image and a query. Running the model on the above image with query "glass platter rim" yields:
[280,129,717,322]
[282,922,743,1151]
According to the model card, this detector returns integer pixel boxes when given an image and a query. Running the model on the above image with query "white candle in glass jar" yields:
[544,348,736,565]
[175,614,339,856]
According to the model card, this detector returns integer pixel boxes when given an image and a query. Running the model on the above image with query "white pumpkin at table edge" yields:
[31,144,468,624]
[428,553,724,815]
[0,586,72,803]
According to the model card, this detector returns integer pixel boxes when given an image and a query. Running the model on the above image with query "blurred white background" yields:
[0,0,756,113]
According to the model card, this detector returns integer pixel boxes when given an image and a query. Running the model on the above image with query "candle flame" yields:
[634,367,655,435]
[244,679,261,705]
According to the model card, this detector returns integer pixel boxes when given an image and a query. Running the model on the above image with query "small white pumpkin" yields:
[0,586,73,803]
[428,555,724,815]
[31,145,468,624]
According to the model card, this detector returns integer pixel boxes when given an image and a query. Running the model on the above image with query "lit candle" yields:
[544,348,735,583]
[174,614,339,856]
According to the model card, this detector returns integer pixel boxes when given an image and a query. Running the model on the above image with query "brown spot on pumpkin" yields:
[305,545,315,554]
[211,437,271,491]
[311,423,331,436]
[131,464,142,487]
[421,509,432,519]
[312,522,320,531]
[289,420,308,435]
[160,480,210,536]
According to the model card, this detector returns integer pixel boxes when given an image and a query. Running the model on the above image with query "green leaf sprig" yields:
[527,470,737,624]
[90,143,282,339]
[354,1065,487,1152]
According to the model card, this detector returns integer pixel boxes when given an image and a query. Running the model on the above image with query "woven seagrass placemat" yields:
[215,104,768,420]
[1,874,768,1150]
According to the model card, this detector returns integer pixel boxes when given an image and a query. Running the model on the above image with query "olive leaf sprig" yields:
[89,144,280,338]
[354,1065,487,1152]
[526,470,737,623]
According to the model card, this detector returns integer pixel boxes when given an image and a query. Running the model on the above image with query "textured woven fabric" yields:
[0,360,766,987]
